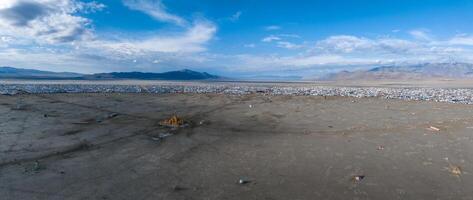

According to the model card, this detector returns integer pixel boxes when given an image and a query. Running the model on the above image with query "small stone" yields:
[352,175,365,182]
[238,178,251,185]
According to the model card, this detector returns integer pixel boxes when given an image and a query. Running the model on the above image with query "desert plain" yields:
[1,82,473,199]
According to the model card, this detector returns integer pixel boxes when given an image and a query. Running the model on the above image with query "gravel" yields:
[1,83,473,104]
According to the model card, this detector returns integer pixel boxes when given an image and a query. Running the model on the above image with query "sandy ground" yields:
[1,93,473,199]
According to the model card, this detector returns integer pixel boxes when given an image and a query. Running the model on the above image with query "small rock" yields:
[238,178,251,185]
[449,165,462,177]
[151,132,174,142]
[108,113,119,118]
[352,175,365,182]
[427,126,440,131]
[173,185,187,191]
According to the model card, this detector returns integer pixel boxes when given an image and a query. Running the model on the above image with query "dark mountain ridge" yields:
[0,67,221,80]
[83,69,219,80]
[0,66,83,79]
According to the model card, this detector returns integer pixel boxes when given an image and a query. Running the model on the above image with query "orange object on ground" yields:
[160,115,184,127]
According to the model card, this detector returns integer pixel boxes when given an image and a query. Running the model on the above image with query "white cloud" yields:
[265,25,281,31]
[314,35,419,54]
[220,33,473,74]
[409,29,432,41]
[76,1,106,13]
[262,35,281,42]
[0,0,219,73]
[85,21,217,55]
[244,43,256,48]
[315,35,374,53]
[122,0,187,26]
[262,33,303,49]
[218,54,386,75]
[278,34,300,38]
[0,0,104,44]
[0,1,16,9]
[277,41,302,50]
[448,35,473,46]
[229,11,242,22]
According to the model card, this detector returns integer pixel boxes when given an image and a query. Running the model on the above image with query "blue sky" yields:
[1,0,473,77]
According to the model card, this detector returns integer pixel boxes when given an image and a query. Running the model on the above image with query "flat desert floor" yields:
[1,93,473,199]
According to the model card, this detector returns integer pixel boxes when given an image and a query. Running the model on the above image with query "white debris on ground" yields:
[1,83,473,104]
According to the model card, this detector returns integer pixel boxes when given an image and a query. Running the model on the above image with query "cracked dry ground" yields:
[1,93,473,200]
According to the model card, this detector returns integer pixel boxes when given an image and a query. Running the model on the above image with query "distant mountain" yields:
[238,75,303,81]
[83,69,220,80]
[0,66,83,79]
[322,63,473,80]
[0,67,221,80]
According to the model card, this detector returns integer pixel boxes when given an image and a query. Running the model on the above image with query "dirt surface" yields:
[1,93,473,199]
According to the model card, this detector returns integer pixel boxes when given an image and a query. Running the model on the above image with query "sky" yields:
[1,0,473,77]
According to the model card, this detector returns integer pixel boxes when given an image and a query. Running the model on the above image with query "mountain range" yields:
[0,67,83,79]
[321,62,473,80]
[0,67,221,80]
[3,63,473,81]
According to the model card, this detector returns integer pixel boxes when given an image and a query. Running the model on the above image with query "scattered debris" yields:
[96,118,103,123]
[238,178,251,185]
[94,113,120,123]
[33,161,41,171]
[159,115,185,127]
[73,118,101,125]
[173,185,188,191]
[422,161,433,166]
[4,84,473,104]
[376,145,385,150]
[256,90,265,93]
[427,126,440,132]
[328,125,333,128]
[107,113,119,119]
[448,165,462,177]
[23,160,44,174]
[352,175,365,183]
[198,120,210,126]
[151,132,174,141]
[62,129,83,136]
[158,132,173,138]
[43,114,59,118]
